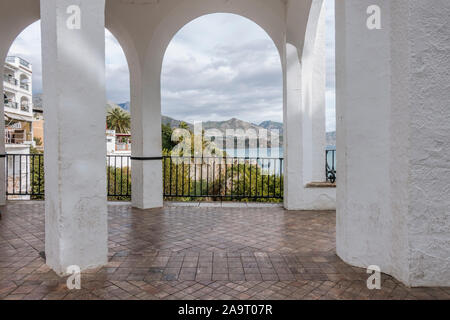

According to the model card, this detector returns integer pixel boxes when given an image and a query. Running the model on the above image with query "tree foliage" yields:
[106,107,131,133]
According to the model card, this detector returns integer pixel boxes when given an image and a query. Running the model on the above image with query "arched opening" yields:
[160,13,284,202]
[20,96,30,112]
[19,74,30,92]
[325,0,336,182]
[3,20,131,201]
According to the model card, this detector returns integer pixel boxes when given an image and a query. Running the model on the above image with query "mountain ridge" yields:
[32,96,336,146]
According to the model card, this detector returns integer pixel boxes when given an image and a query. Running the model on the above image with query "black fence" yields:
[5,152,335,200]
[326,149,336,183]
[106,155,131,200]
[6,154,44,199]
[163,156,284,201]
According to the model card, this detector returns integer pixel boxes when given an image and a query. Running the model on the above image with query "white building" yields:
[106,129,131,156]
[3,55,34,154]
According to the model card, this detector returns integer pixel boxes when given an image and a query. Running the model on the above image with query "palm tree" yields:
[107,107,130,133]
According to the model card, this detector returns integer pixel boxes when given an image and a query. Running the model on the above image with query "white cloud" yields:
[162,13,283,124]
[7,21,42,94]
[7,22,131,103]
[5,6,336,129]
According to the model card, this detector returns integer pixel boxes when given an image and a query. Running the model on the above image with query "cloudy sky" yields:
[7,0,335,131]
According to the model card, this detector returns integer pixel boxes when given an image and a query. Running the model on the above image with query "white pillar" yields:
[0,62,6,205]
[283,0,335,211]
[130,64,163,209]
[41,0,107,275]
[336,0,450,287]
[283,43,303,210]
[302,0,327,183]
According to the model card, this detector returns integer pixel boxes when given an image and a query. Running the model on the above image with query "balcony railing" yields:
[20,104,30,112]
[163,156,284,201]
[5,152,334,200]
[20,83,30,91]
[3,75,18,86]
[115,143,131,151]
[5,131,26,145]
[326,149,336,183]
[6,56,31,69]
[5,154,44,199]
[4,102,19,109]
[19,58,30,68]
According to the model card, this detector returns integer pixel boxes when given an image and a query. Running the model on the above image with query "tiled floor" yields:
[0,202,449,300]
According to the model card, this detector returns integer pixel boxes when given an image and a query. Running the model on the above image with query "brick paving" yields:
[0,202,449,300]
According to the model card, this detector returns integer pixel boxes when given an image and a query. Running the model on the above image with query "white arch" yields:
[142,0,286,97]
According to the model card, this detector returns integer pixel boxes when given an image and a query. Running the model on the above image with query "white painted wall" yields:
[336,0,450,287]
[0,0,447,288]
[284,0,336,210]
[41,0,108,274]
[403,0,450,287]
[0,72,6,205]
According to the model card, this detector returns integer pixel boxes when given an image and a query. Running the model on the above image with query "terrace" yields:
[0,202,448,300]
[0,0,449,294]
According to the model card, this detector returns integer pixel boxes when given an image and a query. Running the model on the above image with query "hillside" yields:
[258,120,284,136]
[33,96,335,147]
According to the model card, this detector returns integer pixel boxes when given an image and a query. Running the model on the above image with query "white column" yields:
[283,0,335,211]
[283,43,304,210]
[41,0,107,275]
[130,65,163,209]
[310,3,326,182]
[336,0,450,287]
[302,0,327,183]
[0,62,6,205]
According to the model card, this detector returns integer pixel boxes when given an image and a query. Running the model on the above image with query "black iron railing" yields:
[326,149,336,183]
[5,152,338,200]
[163,156,284,201]
[4,154,132,200]
[6,154,44,199]
[106,155,131,200]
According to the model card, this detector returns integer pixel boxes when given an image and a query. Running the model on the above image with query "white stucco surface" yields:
[1,0,447,287]
[41,0,108,274]
[336,0,450,287]
[284,0,336,211]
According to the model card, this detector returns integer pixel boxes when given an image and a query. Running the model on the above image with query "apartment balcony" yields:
[6,55,32,71]
[20,103,30,112]
[20,83,30,92]
[115,142,131,152]
[4,102,19,110]
[4,130,32,146]
[3,74,18,86]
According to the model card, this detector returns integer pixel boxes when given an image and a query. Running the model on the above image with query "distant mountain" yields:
[258,120,283,135]
[202,118,262,133]
[106,101,123,111]
[32,93,43,111]
[162,115,193,130]
[117,101,130,112]
[161,116,282,147]
[34,96,332,147]
[326,131,336,147]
